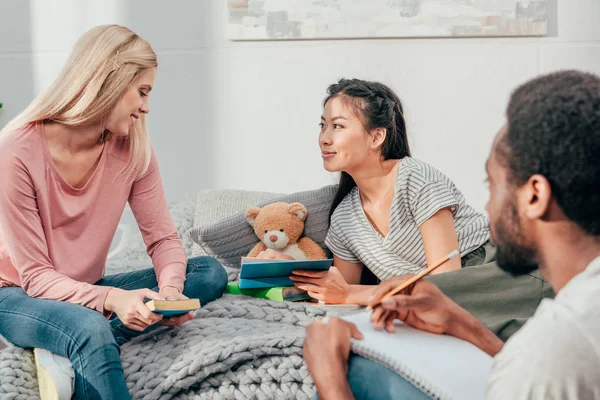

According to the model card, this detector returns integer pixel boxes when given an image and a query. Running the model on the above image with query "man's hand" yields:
[303,317,363,400]
[368,276,504,357]
[157,286,194,327]
[368,275,460,335]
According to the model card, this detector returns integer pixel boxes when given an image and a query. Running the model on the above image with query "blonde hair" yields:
[0,24,157,181]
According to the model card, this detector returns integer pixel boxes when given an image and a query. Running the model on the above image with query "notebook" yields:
[343,312,493,400]
[238,258,333,289]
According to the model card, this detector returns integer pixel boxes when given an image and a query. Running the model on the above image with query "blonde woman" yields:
[0,25,227,399]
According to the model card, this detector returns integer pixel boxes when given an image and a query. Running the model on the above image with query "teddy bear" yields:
[245,202,326,260]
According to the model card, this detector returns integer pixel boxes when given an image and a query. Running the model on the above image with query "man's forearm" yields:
[447,307,504,357]
[313,365,355,400]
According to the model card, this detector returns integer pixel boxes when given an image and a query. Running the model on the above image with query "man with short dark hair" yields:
[304,70,600,400]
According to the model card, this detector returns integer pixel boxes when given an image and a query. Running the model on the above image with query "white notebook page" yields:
[343,312,493,400]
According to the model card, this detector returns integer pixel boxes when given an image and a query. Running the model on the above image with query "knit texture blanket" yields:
[0,193,364,399]
[127,296,334,400]
[1,295,362,399]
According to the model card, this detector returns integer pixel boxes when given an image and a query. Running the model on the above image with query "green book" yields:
[226,282,313,302]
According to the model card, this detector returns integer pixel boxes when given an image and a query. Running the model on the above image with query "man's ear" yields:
[245,207,261,226]
[370,127,387,149]
[523,174,552,220]
[288,202,307,221]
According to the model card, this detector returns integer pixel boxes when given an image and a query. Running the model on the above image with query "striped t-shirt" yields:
[325,157,490,280]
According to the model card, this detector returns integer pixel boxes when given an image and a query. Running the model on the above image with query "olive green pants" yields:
[428,242,554,341]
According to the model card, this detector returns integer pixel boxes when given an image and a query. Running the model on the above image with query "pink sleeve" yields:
[128,148,187,291]
[0,154,112,314]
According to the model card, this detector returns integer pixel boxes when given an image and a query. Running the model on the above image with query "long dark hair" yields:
[325,78,411,220]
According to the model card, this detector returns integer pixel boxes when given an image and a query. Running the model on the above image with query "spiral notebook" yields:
[343,312,493,400]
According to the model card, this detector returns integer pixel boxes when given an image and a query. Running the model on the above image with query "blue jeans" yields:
[0,256,228,400]
[316,355,430,400]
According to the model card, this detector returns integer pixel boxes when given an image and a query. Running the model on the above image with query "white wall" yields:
[1,0,599,211]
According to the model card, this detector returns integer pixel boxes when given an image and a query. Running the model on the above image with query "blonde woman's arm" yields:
[128,147,187,293]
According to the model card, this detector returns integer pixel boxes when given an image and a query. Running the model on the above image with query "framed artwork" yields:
[227,0,548,40]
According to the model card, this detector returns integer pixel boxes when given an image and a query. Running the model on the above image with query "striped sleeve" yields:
[410,180,459,227]
[325,222,361,263]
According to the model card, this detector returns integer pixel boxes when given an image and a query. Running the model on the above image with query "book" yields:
[225,281,313,302]
[343,312,493,400]
[145,299,201,317]
[239,276,299,289]
[239,258,333,289]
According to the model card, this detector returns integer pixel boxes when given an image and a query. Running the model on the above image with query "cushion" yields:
[188,185,338,268]
[189,189,284,258]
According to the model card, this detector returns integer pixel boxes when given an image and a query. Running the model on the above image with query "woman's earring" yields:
[98,129,109,143]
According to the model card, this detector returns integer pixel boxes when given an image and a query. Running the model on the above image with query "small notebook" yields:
[239,258,333,289]
[343,312,493,400]
[145,299,201,317]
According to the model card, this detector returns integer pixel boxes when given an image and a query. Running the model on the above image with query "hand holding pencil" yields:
[367,250,462,334]
[368,250,459,310]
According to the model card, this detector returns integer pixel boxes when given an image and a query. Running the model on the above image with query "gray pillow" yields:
[188,185,338,268]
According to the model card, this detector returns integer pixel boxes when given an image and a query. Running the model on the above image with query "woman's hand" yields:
[157,286,195,327]
[104,288,164,331]
[256,249,294,260]
[290,267,351,304]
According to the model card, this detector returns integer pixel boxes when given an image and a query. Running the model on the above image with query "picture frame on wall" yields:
[227,0,548,41]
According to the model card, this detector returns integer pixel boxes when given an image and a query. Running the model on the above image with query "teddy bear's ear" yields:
[245,207,261,226]
[288,202,307,221]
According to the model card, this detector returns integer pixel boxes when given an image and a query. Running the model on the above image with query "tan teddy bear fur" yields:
[245,202,326,260]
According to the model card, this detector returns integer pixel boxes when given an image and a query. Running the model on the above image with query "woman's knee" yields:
[212,260,229,292]
[188,256,227,283]
[185,256,228,300]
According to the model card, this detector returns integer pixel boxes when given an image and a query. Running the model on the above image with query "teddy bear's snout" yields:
[263,230,290,249]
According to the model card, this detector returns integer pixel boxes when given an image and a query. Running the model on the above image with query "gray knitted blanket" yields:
[1,296,343,399]
[0,193,361,399]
